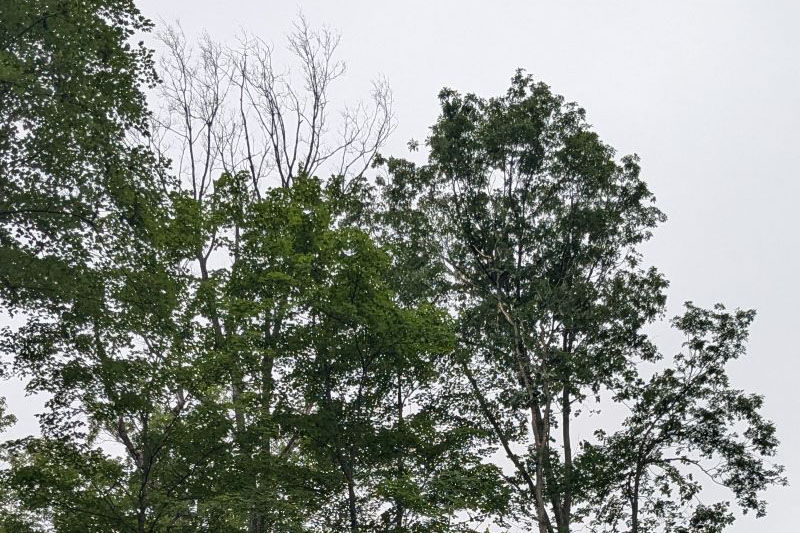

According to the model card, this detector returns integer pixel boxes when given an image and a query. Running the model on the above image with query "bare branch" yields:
[154,16,393,196]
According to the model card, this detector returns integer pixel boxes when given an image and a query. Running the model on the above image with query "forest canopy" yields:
[0,2,785,532]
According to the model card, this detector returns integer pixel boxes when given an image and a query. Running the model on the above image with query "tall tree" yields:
[377,71,783,533]
[148,18,398,531]
[0,3,223,531]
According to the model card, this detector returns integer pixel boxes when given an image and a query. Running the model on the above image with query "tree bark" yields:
[560,385,572,533]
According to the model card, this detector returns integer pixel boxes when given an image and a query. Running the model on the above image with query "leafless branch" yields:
[153,16,394,196]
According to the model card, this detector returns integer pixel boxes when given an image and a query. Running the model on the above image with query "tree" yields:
[147,18,406,531]
[376,71,783,532]
[0,0,162,310]
[581,303,784,533]
[0,3,192,531]
[0,3,242,531]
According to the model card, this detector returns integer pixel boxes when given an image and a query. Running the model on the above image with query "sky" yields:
[6,0,800,530]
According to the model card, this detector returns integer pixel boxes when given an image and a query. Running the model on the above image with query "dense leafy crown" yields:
[0,4,784,532]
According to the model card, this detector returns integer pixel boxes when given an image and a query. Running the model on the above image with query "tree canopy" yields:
[0,3,785,533]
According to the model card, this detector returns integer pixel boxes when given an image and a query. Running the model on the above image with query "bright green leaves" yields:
[143,172,481,531]
[164,192,204,260]
[227,176,471,531]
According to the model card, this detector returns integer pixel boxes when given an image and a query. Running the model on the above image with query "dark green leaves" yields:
[0,12,784,529]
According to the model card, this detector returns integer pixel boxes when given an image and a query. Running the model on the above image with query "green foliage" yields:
[0,6,784,531]
[0,0,162,312]
[581,303,785,532]
[376,71,782,533]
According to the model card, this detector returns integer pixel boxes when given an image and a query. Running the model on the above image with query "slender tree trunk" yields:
[530,405,552,533]
[560,332,574,532]
[197,253,247,435]
[516,336,553,533]
[631,466,642,533]
[343,466,358,533]
[395,377,405,531]
[560,385,572,533]
[462,361,540,498]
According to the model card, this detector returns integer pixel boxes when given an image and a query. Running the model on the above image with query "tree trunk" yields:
[561,382,573,532]
[395,377,405,531]
[347,473,358,533]
[631,464,642,533]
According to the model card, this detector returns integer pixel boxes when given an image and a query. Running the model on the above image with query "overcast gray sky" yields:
[135,2,799,529]
[6,1,799,530]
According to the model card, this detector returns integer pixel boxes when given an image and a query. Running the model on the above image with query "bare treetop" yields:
[154,15,395,200]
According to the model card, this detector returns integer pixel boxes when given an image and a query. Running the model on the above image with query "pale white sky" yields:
[6,1,800,530]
